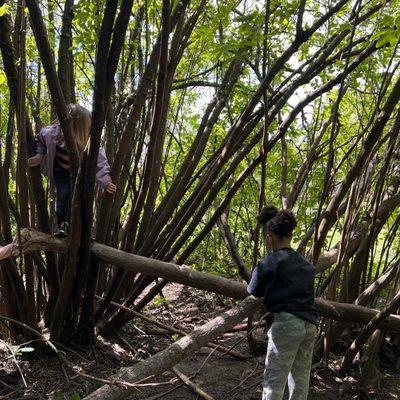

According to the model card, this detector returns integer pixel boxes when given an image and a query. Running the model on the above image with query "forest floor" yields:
[1,283,399,400]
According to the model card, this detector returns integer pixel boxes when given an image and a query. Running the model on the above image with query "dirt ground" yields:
[1,284,399,399]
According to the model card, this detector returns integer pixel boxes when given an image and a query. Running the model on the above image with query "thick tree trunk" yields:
[360,329,384,389]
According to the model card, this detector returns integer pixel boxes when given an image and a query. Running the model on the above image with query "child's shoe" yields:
[54,222,69,238]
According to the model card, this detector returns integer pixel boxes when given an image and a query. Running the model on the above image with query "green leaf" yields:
[10,345,22,356]
[0,4,10,17]
[19,346,35,353]
[153,295,168,306]
[54,390,64,400]
[70,393,81,400]
[396,15,400,29]
[374,28,400,48]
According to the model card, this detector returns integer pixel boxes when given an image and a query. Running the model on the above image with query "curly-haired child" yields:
[248,206,318,400]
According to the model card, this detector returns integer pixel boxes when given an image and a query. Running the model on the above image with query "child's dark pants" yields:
[53,168,71,226]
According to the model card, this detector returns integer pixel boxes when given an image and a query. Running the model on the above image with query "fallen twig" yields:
[172,367,215,400]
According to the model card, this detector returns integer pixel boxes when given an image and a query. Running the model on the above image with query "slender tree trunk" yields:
[58,0,75,103]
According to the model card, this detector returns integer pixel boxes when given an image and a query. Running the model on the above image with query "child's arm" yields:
[27,153,43,167]
[0,243,13,260]
[28,128,47,167]
[247,254,274,298]
[96,148,116,194]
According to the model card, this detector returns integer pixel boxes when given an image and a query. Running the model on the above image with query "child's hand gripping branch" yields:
[105,182,117,194]
[27,153,43,167]
[0,243,13,260]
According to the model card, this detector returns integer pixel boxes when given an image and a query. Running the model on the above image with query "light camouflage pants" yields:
[262,312,317,400]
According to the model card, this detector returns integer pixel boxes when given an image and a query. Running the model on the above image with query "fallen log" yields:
[83,296,260,400]
[11,228,66,256]
[13,229,247,299]
[12,229,400,331]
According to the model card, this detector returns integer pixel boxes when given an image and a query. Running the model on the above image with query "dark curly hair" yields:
[258,205,279,224]
[258,205,297,238]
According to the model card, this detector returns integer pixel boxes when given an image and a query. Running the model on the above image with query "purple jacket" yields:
[36,124,112,189]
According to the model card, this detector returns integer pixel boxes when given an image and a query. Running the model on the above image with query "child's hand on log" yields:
[0,243,13,260]
[106,182,117,194]
[27,154,43,167]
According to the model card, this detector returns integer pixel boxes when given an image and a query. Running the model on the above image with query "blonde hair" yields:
[67,103,91,154]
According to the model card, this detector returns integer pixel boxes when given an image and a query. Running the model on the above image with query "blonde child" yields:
[28,104,116,237]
